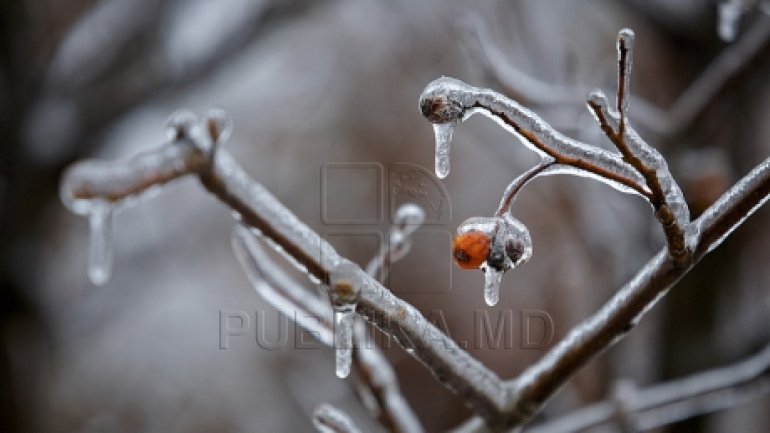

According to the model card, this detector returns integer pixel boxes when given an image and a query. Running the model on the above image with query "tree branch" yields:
[525,343,770,433]
[313,404,364,433]
[61,110,508,425]
[501,155,770,428]
[586,29,692,262]
[60,97,770,431]
[232,224,424,433]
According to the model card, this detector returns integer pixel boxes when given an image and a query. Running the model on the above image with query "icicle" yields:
[718,0,743,42]
[481,264,503,307]
[329,261,363,379]
[87,200,114,285]
[334,308,355,378]
[433,123,455,179]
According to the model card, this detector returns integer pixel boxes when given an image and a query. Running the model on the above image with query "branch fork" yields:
[58,28,770,433]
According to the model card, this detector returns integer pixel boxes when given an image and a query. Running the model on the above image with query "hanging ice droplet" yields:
[433,123,455,179]
[482,265,503,306]
[334,307,355,378]
[87,200,114,285]
[328,261,363,379]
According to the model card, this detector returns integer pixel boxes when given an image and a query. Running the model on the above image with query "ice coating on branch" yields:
[433,123,455,179]
[312,404,363,433]
[205,106,232,145]
[389,203,425,261]
[366,204,426,279]
[587,89,696,250]
[164,109,197,141]
[419,77,649,195]
[231,225,333,346]
[87,200,114,285]
[329,260,363,379]
[456,215,532,306]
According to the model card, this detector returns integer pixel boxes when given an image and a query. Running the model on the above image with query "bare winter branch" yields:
[313,404,363,433]
[60,22,770,428]
[232,225,424,433]
[586,29,692,262]
[526,343,770,433]
[61,110,508,422]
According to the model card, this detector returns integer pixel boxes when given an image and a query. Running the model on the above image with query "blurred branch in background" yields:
[313,404,363,433]
[526,342,770,433]
[459,10,770,138]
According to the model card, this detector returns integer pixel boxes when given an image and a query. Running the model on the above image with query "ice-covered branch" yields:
[233,225,423,433]
[525,343,770,433]
[232,225,334,346]
[61,109,507,424]
[586,29,693,262]
[419,77,652,199]
[450,155,770,431]
[498,155,770,428]
[312,404,363,433]
[61,96,770,431]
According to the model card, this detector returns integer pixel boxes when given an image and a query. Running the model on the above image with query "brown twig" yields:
[585,29,691,262]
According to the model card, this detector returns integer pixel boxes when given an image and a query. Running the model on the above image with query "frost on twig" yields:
[312,404,363,433]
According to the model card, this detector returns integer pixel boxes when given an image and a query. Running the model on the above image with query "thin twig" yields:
[459,13,770,138]
[419,77,653,200]
[313,404,364,433]
[495,160,556,217]
[525,343,770,433]
[586,29,691,262]
[233,220,425,433]
[232,225,334,346]
[671,11,770,134]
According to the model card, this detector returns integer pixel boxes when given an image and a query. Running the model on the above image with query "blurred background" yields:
[2,0,770,432]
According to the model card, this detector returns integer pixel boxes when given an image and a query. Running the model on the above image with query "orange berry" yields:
[452,231,491,269]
